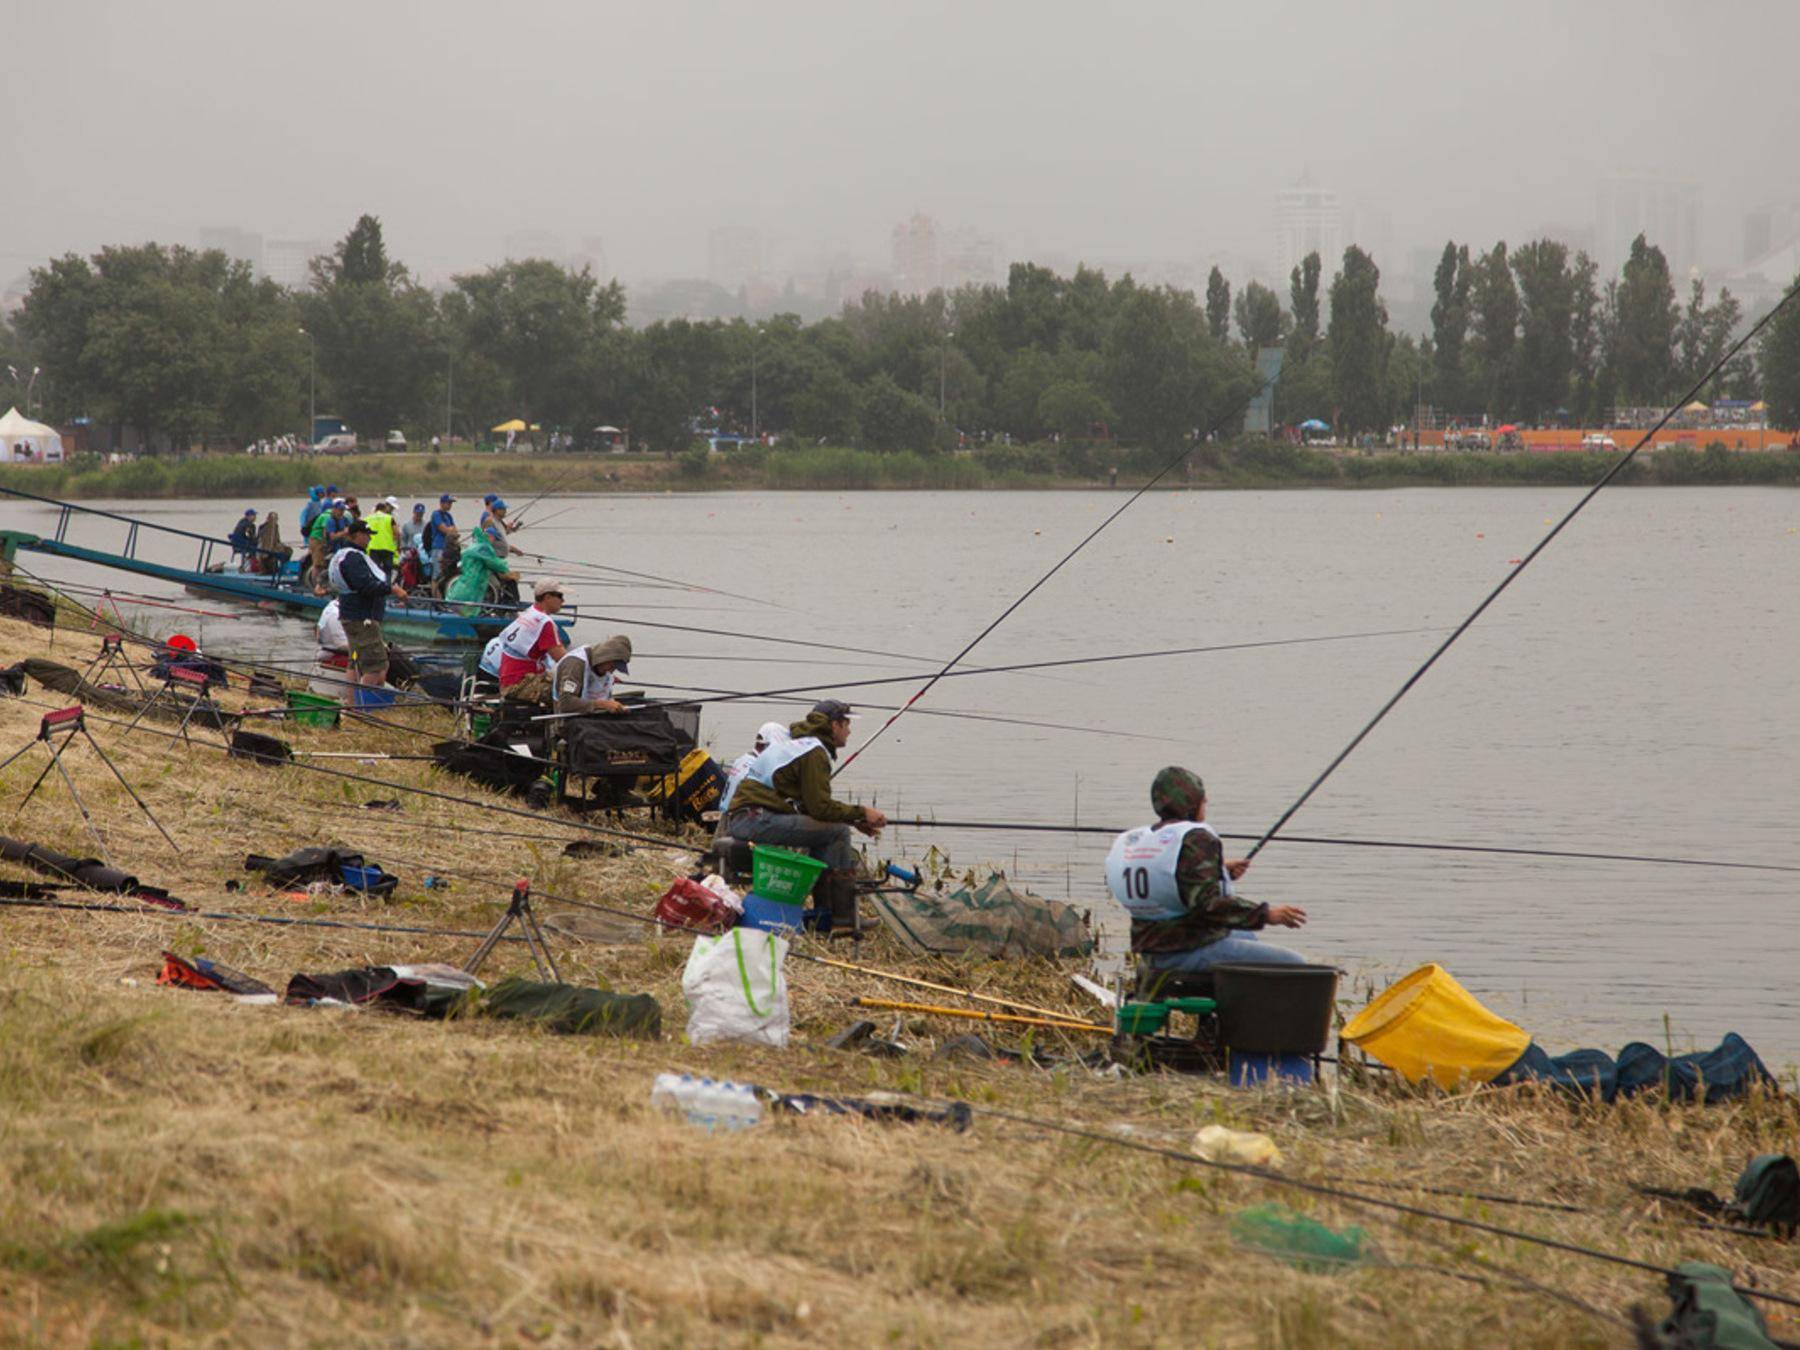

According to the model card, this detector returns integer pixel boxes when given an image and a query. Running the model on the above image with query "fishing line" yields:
[968,1104,1800,1311]
[619,626,1445,712]
[1245,276,1800,862]
[510,547,801,613]
[834,366,1284,777]
[881,817,1800,876]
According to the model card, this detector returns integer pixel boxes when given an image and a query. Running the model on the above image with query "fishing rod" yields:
[509,547,801,614]
[33,582,239,619]
[1244,274,1800,863]
[0,892,527,943]
[834,365,1285,777]
[882,817,1800,876]
[612,626,1445,713]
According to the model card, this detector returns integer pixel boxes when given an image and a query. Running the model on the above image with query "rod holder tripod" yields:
[123,663,216,744]
[0,705,180,865]
[463,879,561,983]
[82,633,147,693]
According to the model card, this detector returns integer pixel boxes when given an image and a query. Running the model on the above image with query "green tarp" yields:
[869,872,1093,960]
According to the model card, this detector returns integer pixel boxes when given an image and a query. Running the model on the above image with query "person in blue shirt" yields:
[329,517,409,688]
[297,486,325,536]
[227,509,259,570]
[425,493,458,563]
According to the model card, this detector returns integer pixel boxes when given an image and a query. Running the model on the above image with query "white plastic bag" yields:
[698,871,743,914]
[682,927,790,1047]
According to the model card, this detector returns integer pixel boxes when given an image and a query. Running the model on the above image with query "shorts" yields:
[503,671,552,703]
[347,619,388,677]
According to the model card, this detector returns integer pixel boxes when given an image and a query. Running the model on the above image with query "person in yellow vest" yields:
[365,497,401,572]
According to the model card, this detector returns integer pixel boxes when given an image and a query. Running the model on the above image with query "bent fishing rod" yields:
[880,816,1800,877]
[833,363,1285,777]
[1244,275,1800,863]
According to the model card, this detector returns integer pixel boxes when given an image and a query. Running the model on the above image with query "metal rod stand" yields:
[463,880,561,983]
[1,706,181,864]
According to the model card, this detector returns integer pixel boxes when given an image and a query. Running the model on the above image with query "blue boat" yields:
[0,486,576,644]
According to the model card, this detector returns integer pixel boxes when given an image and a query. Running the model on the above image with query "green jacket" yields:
[1129,821,1270,956]
[726,711,866,824]
[445,529,509,604]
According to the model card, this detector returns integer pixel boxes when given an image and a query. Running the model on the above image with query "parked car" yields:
[385,429,407,450]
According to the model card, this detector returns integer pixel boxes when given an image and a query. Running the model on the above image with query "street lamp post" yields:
[298,328,315,450]
[750,324,760,442]
[445,348,453,449]
[6,364,41,418]
[939,330,955,419]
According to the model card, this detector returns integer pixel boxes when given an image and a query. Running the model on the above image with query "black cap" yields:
[812,698,855,720]
[345,517,372,535]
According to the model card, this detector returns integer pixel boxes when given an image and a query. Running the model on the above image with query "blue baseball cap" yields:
[483,493,498,504]
[490,498,508,511]
[412,502,425,512]
[325,484,338,492]
[243,508,256,517]
[439,492,455,503]
[308,485,322,498]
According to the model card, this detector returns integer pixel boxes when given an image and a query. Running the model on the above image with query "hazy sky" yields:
[9,0,1800,287]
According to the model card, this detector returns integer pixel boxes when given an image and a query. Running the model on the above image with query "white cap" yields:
[381,495,399,509]
[534,578,566,599]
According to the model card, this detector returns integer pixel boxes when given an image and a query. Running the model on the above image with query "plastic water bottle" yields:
[650,1073,762,1130]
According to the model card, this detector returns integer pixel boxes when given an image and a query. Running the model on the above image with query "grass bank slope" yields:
[0,613,1796,1346]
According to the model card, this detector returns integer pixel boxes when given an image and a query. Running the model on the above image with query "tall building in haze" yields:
[198,227,263,276]
[891,213,939,295]
[263,238,328,291]
[1272,175,1344,286]
[707,226,765,290]
[1595,171,1701,280]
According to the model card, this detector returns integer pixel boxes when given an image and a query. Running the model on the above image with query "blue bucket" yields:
[352,685,398,708]
[740,892,804,934]
[1230,1052,1314,1088]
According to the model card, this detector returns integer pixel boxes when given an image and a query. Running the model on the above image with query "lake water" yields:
[5,485,1797,1068]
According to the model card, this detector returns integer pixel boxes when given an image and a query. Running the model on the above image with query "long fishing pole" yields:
[0,892,528,943]
[833,367,1282,777]
[610,625,1444,713]
[1244,277,1800,863]
[882,817,1800,876]
[510,547,801,614]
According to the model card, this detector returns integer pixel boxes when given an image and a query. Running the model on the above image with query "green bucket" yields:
[748,845,829,905]
[285,689,341,728]
[471,712,492,738]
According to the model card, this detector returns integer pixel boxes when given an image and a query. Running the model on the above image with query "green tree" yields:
[1289,252,1322,349]
[1105,283,1247,449]
[1036,380,1115,440]
[1510,239,1574,423]
[1233,280,1287,351]
[1674,278,1742,401]
[1608,234,1678,404]
[1757,273,1800,429]
[1326,246,1389,433]
[1204,266,1231,343]
[1430,242,1471,413]
[856,372,940,452]
[789,359,859,443]
[1467,242,1519,417]
[1568,251,1603,422]
[300,216,441,438]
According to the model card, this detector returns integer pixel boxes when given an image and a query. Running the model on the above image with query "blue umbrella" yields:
[1299,418,1330,431]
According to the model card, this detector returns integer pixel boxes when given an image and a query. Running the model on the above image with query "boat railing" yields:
[0,483,287,572]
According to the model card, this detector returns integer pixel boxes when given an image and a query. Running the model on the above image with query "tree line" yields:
[6,214,1799,454]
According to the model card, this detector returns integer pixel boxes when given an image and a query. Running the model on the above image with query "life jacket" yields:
[327,547,387,596]
[743,736,823,792]
[557,647,616,703]
[365,511,398,554]
[499,606,555,663]
[1104,820,1232,921]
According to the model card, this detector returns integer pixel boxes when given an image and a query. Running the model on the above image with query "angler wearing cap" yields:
[496,579,569,703]
[227,509,259,570]
[327,515,409,688]
[723,699,887,934]
[552,634,632,715]
[366,496,401,571]
[717,720,789,818]
[1105,766,1307,974]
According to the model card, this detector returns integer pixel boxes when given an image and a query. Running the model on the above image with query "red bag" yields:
[653,878,737,935]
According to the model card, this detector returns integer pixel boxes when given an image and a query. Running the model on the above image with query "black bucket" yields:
[1211,963,1339,1055]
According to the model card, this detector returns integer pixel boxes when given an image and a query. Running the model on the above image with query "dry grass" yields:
[1,612,1797,1347]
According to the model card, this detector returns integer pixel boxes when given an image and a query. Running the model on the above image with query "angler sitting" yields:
[1105,766,1307,978]
[496,579,568,703]
[311,597,351,694]
[718,720,790,819]
[722,699,887,935]
[552,634,631,715]
[227,509,259,570]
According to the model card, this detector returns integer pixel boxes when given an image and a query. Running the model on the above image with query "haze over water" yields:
[6,485,1796,1067]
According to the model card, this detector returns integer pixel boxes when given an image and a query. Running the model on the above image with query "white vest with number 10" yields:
[1104,820,1231,921]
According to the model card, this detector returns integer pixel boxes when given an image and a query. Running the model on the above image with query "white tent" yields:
[0,407,63,463]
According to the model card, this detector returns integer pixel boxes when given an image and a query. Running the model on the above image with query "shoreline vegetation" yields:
[1,612,1797,1344]
[4,440,1800,502]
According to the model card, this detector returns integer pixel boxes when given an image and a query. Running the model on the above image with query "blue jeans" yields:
[726,808,857,871]
[1145,930,1308,973]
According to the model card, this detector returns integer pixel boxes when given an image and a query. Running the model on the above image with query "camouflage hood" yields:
[1151,765,1205,820]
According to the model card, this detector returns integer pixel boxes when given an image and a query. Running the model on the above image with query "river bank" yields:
[6,440,1800,501]
[1,611,1796,1346]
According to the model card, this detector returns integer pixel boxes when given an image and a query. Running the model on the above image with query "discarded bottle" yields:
[650,1073,763,1131]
